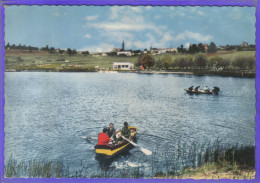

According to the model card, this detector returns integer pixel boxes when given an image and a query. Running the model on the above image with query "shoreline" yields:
[5,69,255,78]
[155,163,255,179]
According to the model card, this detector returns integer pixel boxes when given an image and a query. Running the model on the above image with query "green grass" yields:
[5,54,138,70]
[217,51,255,61]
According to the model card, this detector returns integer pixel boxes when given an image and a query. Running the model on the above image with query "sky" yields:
[5,6,256,52]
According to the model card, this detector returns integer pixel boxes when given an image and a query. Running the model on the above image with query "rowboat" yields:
[94,126,137,157]
[184,87,220,95]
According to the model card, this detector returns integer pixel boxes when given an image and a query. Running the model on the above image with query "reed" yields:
[4,141,255,178]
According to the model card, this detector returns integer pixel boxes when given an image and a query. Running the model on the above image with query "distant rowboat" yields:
[184,87,220,95]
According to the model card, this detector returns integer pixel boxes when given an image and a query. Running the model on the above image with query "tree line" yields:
[5,43,90,56]
[136,53,255,71]
[177,42,255,54]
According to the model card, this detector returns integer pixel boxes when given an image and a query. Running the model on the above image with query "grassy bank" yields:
[152,141,255,179]
[162,162,255,179]
[4,141,255,179]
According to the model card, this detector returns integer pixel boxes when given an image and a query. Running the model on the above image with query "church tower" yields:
[122,40,125,51]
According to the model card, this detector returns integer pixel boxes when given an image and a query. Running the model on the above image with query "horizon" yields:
[5,6,256,52]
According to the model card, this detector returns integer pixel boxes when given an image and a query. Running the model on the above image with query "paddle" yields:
[121,136,152,156]
[81,136,98,140]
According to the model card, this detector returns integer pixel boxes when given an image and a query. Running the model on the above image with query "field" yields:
[5,51,138,71]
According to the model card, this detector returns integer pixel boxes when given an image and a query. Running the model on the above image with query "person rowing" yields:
[116,122,131,144]
[188,86,193,91]
[195,86,200,92]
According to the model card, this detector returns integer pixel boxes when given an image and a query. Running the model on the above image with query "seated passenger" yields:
[204,86,210,91]
[107,123,116,140]
[98,128,111,146]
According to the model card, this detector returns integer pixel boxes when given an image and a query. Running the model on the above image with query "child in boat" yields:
[116,122,131,144]
[98,128,111,146]
[107,123,116,141]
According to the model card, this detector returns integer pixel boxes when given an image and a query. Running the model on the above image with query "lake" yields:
[4,72,255,177]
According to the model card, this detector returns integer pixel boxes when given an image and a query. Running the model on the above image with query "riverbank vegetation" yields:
[5,45,256,77]
[4,141,255,179]
[5,48,255,77]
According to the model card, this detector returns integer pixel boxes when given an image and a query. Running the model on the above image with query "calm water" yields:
[4,72,255,177]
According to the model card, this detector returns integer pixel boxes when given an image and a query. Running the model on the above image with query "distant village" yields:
[5,40,255,57]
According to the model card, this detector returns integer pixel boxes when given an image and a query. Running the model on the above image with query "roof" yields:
[112,48,121,52]
[113,62,133,65]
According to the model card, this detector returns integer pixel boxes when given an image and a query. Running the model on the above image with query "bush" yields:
[232,56,255,70]
[162,54,173,70]
[194,53,207,69]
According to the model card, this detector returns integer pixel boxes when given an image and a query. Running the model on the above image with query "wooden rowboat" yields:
[184,87,220,95]
[94,126,137,157]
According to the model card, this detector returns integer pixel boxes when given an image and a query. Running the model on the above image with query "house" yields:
[168,48,178,53]
[117,51,132,56]
[113,62,134,70]
[112,48,121,52]
[203,44,208,50]
[241,42,248,47]
[217,46,226,50]
[150,48,158,54]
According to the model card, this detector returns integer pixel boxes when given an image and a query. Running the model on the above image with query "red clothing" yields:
[98,132,111,146]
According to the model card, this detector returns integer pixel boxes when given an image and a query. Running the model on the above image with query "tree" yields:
[177,44,186,54]
[154,59,163,69]
[67,48,72,56]
[174,57,186,69]
[82,51,89,56]
[49,47,56,54]
[247,56,255,70]
[188,44,199,54]
[138,54,155,69]
[28,46,32,53]
[59,49,65,55]
[232,56,247,70]
[107,52,117,56]
[194,53,207,69]
[208,42,217,53]
[162,54,173,70]
[5,43,10,49]
[222,58,230,70]
[186,55,194,69]
[209,56,222,69]
[197,43,205,52]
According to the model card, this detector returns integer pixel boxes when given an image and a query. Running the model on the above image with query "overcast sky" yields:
[5,6,256,52]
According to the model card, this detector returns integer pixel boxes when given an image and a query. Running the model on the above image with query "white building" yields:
[113,62,134,70]
[117,51,132,56]
[241,42,248,47]
[158,48,177,54]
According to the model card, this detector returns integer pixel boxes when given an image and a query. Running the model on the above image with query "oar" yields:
[81,136,98,140]
[121,136,152,156]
